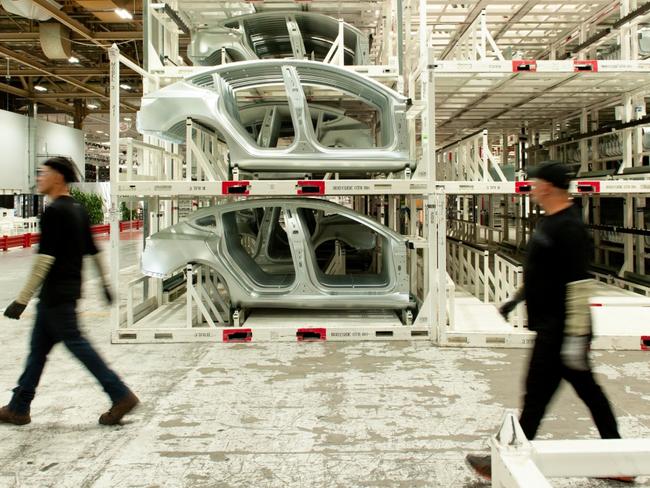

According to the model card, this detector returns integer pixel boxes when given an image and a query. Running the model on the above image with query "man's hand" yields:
[4,301,27,320]
[498,300,517,320]
[561,335,590,371]
[102,284,113,305]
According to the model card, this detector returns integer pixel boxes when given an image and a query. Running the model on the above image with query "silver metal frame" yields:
[188,11,369,66]
[137,59,411,173]
[141,197,412,312]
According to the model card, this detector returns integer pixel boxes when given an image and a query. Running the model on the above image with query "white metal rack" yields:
[106,1,650,349]
[490,410,650,487]
[108,37,441,342]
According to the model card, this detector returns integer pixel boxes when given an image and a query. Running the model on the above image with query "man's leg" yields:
[564,367,636,482]
[51,303,138,424]
[7,303,55,416]
[51,303,130,404]
[563,367,620,439]
[64,335,132,403]
[466,337,562,480]
[64,335,140,425]
[519,339,563,440]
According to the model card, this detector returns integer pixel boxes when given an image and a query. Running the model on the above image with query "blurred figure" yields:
[2,157,138,427]
[466,161,632,484]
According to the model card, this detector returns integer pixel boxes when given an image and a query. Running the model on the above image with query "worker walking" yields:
[1,157,139,427]
[466,161,632,483]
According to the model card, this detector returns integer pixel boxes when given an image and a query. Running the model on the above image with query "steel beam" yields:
[0,81,74,112]
[33,92,142,99]
[439,0,491,60]
[0,81,28,97]
[0,44,135,110]
[0,31,142,42]
[1,68,136,76]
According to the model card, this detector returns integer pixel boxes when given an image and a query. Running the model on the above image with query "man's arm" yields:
[92,252,113,304]
[498,286,525,320]
[83,210,112,305]
[4,209,58,320]
[559,221,594,370]
[4,255,55,319]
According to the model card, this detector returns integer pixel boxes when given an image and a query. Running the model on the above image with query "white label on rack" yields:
[603,182,650,192]
[434,61,509,73]
[599,61,650,72]
[536,61,573,72]
[329,184,373,192]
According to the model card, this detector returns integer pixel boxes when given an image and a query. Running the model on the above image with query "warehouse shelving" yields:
[105,0,650,349]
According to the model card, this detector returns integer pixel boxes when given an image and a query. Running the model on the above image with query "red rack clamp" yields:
[222,329,253,343]
[574,60,598,72]
[641,336,650,351]
[512,60,538,72]
[296,328,327,341]
[222,181,251,195]
[296,180,325,195]
[515,181,533,194]
[576,181,601,193]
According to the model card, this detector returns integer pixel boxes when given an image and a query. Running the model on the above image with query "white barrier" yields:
[490,410,650,487]
[491,254,525,328]
[592,270,650,297]
[447,238,489,301]
[447,239,526,327]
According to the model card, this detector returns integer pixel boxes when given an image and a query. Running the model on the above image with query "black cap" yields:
[526,161,571,190]
[43,156,80,183]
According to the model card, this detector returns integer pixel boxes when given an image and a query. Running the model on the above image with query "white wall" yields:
[0,110,29,192]
[36,119,85,177]
[0,109,85,193]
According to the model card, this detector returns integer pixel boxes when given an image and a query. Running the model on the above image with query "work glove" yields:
[498,299,518,320]
[102,284,114,305]
[561,335,590,371]
[4,301,27,320]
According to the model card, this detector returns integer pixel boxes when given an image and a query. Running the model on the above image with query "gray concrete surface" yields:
[0,238,648,488]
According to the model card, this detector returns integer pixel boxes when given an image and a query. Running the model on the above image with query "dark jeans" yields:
[519,335,620,440]
[8,301,129,415]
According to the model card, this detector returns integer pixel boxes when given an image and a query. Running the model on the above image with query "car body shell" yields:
[141,198,411,310]
[137,60,411,173]
[188,11,369,66]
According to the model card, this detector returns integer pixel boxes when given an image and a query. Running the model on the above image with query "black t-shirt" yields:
[523,205,590,337]
[38,195,99,304]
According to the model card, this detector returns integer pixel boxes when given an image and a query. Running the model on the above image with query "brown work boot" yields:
[98,391,139,426]
[596,476,636,484]
[465,453,491,480]
[0,405,31,425]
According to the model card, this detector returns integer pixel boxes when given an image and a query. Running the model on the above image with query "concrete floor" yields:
[0,237,649,488]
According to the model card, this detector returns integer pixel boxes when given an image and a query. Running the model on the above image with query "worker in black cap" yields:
[466,161,632,483]
[1,157,139,427]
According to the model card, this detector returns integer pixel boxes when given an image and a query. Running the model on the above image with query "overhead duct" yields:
[39,22,72,60]
[0,0,62,21]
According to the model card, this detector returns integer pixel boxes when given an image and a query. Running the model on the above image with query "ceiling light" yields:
[68,56,79,64]
[119,83,132,90]
[67,120,74,124]
[34,85,47,92]
[150,2,165,9]
[124,117,132,121]
[115,8,133,19]
[96,130,104,134]
[87,102,99,109]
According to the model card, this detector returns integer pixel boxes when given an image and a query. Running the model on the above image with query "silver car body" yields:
[188,12,369,66]
[141,198,411,311]
[233,204,378,272]
[238,102,374,149]
[137,60,411,173]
